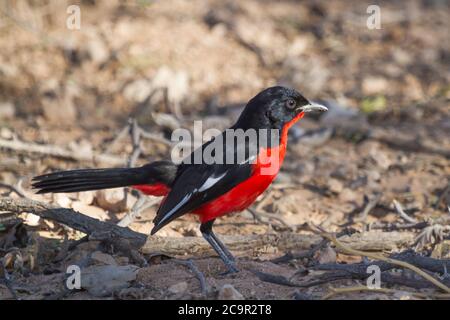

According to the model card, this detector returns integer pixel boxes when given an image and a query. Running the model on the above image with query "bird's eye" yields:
[286,99,296,109]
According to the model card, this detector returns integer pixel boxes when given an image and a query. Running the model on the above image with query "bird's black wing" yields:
[151,135,257,234]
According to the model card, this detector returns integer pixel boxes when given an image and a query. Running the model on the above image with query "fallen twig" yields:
[393,200,418,224]
[118,197,159,228]
[434,181,450,210]
[355,193,381,223]
[143,230,415,256]
[173,259,208,297]
[250,270,298,287]
[0,197,146,247]
[0,198,417,259]
[322,285,450,300]
[311,258,450,290]
[271,229,355,264]
[315,250,450,276]
[414,224,450,250]
[0,138,125,166]
[116,118,161,227]
[309,224,450,293]
[0,183,26,198]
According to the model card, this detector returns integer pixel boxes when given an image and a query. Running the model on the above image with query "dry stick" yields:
[117,118,161,227]
[104,123,131,154]
[254,265,449,290]
[355,193,381,223]
[434,181,450,210]
[271,229,355,264]
[393,199,418,224]
[0,183,26,198]
[311,253,450,290]
[250,270,298,287]
[371,221,429,232]
[0,197,146,247]
[322,285,450,300]
[413,224,450,250]
[310,225,450,294]
[173,259,208,297]
[0,197,417,257]
[319,250,450,275]
[118,197,159,228]
[142,230,415,256]
[127,119,142,168]
[120,119,141,216]
[139,130,173,146]
[0,138,125,166]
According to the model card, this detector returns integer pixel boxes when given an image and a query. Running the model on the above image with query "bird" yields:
[32,86,327,274]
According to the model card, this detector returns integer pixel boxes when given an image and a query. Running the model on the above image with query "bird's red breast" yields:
[192,111,305,222]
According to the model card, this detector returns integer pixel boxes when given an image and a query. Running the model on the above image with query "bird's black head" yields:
[235,86,327,130]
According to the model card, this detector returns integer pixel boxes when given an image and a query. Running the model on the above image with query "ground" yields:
[0,0,449,300]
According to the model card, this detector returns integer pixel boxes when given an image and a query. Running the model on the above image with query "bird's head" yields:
[236,86,328,130]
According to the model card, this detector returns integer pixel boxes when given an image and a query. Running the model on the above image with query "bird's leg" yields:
[200,220,235,261]
[200,220,238,274]
[209,231,235,262]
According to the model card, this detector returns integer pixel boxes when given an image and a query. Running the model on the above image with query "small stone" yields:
[394,291,413,300]
[362,77,388,95]
[54,193,72,208]
[151,112,181,131]
[339,188,359,203]
[0,127,14,139]
[87,37,109,65]
[370,149,392,169]
[367,170,381,182]
[77,191,95,205]
[81,265,138,297]
[68,140,93,159]
[91,251,117,266]
[168,281,188,294]
[41,95,76,124]
[0,102,15,119]
[25,213,40,227]
[123,79,153,103]
[151,66,189,107]
[95,189,127,213]
[328,178,344,194]
[218,284,244,300]
[431,240,450,259]
[315,245,337,264]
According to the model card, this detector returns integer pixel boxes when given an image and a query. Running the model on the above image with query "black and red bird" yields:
[32,86,327,273]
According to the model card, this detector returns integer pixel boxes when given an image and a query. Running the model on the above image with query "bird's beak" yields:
[297,102,328,113]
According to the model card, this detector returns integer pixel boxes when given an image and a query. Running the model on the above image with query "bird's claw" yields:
[219,263,239,276]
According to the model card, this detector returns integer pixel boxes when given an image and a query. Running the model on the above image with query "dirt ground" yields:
[0,0,449,300]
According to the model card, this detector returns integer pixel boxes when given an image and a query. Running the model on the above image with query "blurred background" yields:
[0,0,449,300]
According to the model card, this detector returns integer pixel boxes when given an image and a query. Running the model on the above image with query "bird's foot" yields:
[219,262,239,276]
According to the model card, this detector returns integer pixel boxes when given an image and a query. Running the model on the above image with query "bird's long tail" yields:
[32,161,176,194]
